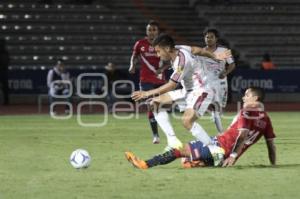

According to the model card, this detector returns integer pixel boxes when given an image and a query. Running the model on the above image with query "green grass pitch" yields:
[0,112,300,199]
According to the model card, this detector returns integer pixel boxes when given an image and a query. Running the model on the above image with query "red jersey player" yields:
[125,87,276,169]
[129,20,169,144]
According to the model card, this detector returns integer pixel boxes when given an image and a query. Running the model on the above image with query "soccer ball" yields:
[69,149,91,169]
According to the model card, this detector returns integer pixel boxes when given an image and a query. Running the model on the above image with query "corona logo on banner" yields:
[231,76,274,92]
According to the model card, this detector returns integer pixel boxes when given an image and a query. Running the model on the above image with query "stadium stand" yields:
[1,0,299,69]
[0,0,299,106]
[106,0,208,44]
[191,0,300,68]
[0,0,207,70]
[0,0,142,69]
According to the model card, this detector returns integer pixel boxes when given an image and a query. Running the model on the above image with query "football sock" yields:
[148,111,159,137]
[146,149,181,168]
[189,122,212,145]
[154,110,178,145]
[211,111,223,133]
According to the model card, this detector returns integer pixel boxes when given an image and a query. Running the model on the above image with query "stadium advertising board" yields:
[230,69,300,93]
[7,68,135,94]
[7,69,300,94]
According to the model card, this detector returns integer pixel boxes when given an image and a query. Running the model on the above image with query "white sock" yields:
[154,110,178,145]
[211,111,223,134]
[189,122,212,145]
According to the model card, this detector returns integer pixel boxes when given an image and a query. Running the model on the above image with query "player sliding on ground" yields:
[126,87,276,169]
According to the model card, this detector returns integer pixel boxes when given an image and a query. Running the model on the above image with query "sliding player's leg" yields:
[125,140,217,169]
[125,143,189,169]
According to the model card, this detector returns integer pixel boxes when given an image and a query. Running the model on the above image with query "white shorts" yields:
[168,88,214,116]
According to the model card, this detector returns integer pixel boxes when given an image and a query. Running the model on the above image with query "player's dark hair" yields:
[152,33,175,48]
[249,87,265,102]
[203,28,220,38]
[147,20,160,30]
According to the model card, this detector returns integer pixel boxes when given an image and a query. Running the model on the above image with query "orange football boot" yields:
[125,152,149,169]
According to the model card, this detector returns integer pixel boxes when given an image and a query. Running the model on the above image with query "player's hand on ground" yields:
[222,157,236,167]
[215,49,232,61]
[131,91,148,101]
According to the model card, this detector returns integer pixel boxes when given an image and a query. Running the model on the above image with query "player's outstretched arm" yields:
[222,129,248,167]
[131,80,177,101]
[190,46,217,60]
[266,139,276,166]
[190,46,232,62]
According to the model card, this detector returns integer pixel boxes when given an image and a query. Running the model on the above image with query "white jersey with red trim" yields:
[212,46,235,108]
[168,48,216,115]
[174,45,220,88]
[170,48,211,91]
[174,45,235,108]
[194,56,221,86]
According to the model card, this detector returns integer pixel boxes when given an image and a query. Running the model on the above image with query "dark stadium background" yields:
[0,0,299,114]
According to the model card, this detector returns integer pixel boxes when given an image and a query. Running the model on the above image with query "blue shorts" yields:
[188,140,214,166]
[140,82,163,91]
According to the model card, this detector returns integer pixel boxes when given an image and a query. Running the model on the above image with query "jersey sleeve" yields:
[170,51,187,83]
[132,41,140,56]
[264,117,276,140]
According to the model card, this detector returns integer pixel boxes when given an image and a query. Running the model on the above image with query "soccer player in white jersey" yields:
[132,33,229,150]
[203,28,236,133]
[175,44,227,133]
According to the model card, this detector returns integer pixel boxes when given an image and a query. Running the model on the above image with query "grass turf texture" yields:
[0,112,299,199]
